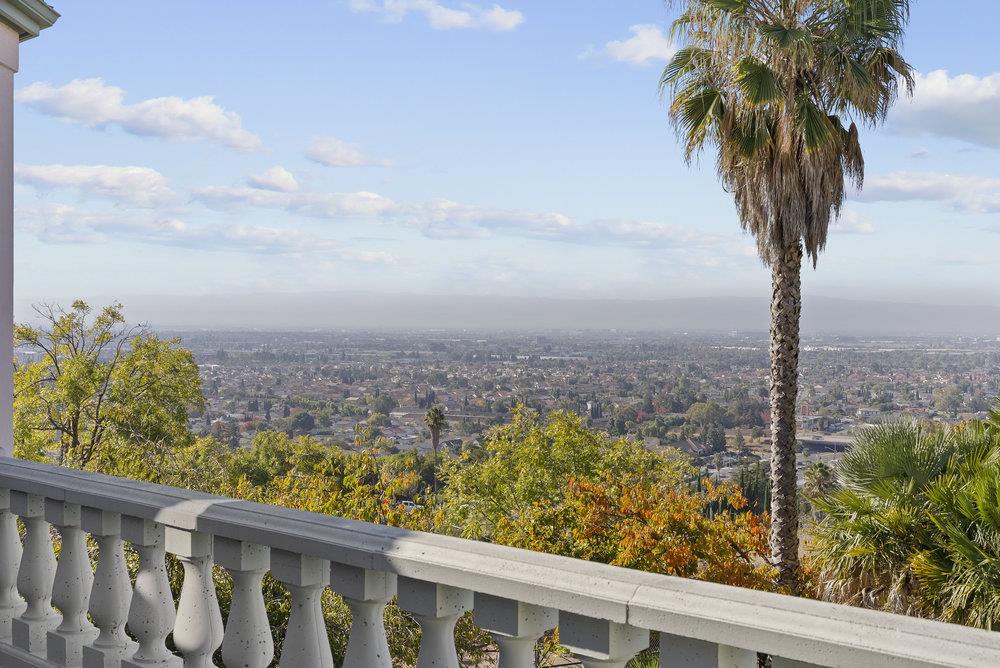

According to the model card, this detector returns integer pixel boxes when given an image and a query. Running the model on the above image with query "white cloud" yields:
[891,70,1000,149]
[588,25,676,65]
[856,171,1000,214]
[193,178,725,250]
[15,203,396,262]
[407,199,572,239]
[247,166,299,192]
[306,137,393,167]
[349,0,523,31]
[831,210,875,235]
[194,186,399,218]
[16,78,262,151]
[15,164,176,207]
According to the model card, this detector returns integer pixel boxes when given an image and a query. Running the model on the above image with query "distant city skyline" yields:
[11,1,1000,313]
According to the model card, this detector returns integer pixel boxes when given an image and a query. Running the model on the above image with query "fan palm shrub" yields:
[812,419,1000,628]
[662,0,913,591]
[914,421,1000,628]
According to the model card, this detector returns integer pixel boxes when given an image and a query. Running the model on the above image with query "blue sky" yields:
[11,0,1000,315]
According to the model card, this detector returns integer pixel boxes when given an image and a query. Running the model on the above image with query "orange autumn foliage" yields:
[494,471,776,591]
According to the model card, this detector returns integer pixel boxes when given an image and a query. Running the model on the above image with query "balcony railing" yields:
[0,457,997,668]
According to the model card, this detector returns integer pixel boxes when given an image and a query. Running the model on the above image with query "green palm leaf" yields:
[736,57,781,105]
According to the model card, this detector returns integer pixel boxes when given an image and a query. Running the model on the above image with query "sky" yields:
[10,0,1000,320]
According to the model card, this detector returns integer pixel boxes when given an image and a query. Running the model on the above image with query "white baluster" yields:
[166,528,223,668]
[0,488,25,643]
[11,491,60,656]
[46,500,99,667]
[329,564,395,668]
[397,577,472,668]
[214,537,272,668]
[121,517,180,668]
[81,508,137,668]
[270,549,333,668]
[473,593,556,668]
[659,634,757,668]
[559,612,648,668]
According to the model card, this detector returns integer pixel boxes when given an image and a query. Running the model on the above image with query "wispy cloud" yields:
[348,0,523,31]
[891,70,1000,150]
[857,171,1000,213]
[194,176,725,250]
[15,164,176,207]
[16,78,262,151]
[15,203,396,262]
[194,186,399,218]
[583,25,676,65]
[247,166,299,192]
[306,136,393,168]
[831,210,876,235]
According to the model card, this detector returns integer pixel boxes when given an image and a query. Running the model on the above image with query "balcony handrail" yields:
[1,455,998,667]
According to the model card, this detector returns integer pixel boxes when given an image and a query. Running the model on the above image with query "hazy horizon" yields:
[16,291,1000,336]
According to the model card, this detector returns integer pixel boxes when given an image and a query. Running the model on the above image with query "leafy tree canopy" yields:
[14,301,203,468]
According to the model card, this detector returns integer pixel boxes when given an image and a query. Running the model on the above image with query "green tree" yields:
[14,301,204,468]
[439,407,669,541]
[932,384,962,417]
[685,402,725,429]
[290,411,316,435]
[663,0,913,591]
[424,404,448,493]
[734,432,749,457]
[370,393,398,416]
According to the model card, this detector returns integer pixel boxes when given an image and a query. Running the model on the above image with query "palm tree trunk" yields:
[431,432,439,494]
[769,241,802,593]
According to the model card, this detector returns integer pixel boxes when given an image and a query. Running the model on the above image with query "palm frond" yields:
[735,57,781,105]
[663,0,913,265]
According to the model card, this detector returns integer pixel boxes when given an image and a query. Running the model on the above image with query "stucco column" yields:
[0,22,15,458]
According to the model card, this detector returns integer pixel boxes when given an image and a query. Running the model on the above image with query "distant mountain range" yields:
[74,292,1000,335]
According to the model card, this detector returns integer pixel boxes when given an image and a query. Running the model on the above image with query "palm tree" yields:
[802,460,836,519]
[802,461,836,501]
[424,404,448,493]
[662,0,913,591]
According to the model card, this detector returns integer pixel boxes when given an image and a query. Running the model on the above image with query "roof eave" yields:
[0,0,58,42]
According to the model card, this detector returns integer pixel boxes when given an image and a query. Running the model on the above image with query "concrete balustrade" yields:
[81,508,136,668]
[397,577,473,668]
[473,593,556,668]
[121,518,178,668]
[329,564,395,668]
[46,500,99,667]
[215,538,272,668]
[270,550,334,668]
[11,491,60,657]
[166,528,223,668]
[658,634,758,668]
[560,612,650,668]
[0,488,24,643]
[0,458,997,668]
